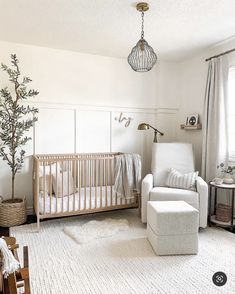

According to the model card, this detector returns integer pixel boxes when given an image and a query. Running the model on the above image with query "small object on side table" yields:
[208,181,235,230]
[223,173,234,184]
[217,162,235,184]
[214,177,223,185]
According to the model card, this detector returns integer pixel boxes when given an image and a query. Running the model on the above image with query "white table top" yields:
[210,181,235,189]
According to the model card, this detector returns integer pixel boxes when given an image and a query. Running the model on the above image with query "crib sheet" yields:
[39,185,132,214]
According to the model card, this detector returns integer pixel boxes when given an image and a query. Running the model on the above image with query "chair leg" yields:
[3,273,17,294]
[19,268,30,294]
[22,246,31,294]
[23,247,28,268]
[138,193,141,217]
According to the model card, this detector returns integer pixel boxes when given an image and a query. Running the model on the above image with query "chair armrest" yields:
[141,174,154,223]
[196,176,208,228]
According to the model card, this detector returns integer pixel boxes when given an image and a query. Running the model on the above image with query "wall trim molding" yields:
[155,108,179,114]
[27,101,179,115]
[32,102,179,155]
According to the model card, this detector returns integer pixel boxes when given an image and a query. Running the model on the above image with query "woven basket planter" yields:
[215,203,231,223]
[0,196,26,227]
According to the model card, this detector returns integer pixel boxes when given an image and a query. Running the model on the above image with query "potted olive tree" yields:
[0,54,39,227]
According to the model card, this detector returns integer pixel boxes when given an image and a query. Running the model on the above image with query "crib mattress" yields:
[39,185,134,214]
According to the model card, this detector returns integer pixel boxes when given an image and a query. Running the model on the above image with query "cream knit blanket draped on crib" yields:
[114,154,141,199]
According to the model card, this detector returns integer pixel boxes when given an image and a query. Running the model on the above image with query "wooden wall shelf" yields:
[180,123,202,130]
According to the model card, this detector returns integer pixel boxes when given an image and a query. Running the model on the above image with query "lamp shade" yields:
[138,123,149,130]
[128,39,157,72]
[137,122,164,143]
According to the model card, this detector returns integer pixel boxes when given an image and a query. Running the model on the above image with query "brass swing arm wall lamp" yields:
[138,123,164,143]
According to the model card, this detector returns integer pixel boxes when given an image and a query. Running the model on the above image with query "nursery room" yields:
[0,0,235,293]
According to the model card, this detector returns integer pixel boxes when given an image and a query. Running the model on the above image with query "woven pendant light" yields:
[128,2,157,72]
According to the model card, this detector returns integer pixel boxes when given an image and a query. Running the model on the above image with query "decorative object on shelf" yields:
[215,203,232,223]
[128,2,157,72]
[180,123,202,130]
[186,114,199,126]
[213,177,223,185]
[137,123,164,143]
[217,163,235,184]
[114,112,133,127]
[0,54,39,227]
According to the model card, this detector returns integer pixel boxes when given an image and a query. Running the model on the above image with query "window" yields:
[228,67,235,161]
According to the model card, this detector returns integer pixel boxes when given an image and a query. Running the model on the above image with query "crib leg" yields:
[37,215,40,232]
[138,193,141,217]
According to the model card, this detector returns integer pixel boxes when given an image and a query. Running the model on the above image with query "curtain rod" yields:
[205,48,235,62]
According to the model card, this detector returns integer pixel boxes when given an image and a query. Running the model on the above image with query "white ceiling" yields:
[1,0,235,61]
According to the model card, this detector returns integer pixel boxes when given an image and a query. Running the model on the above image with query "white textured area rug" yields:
[11,210,235,294]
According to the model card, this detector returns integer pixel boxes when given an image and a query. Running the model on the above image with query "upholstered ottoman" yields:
[147,201,199,255]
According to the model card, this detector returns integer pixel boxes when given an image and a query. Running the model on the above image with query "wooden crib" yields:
[33,152,140,230]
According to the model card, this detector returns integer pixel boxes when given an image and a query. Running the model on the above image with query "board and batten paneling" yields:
[34,108,75,154]
[76,110,111,153]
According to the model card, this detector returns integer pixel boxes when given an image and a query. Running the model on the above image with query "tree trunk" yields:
[11,173,15,200]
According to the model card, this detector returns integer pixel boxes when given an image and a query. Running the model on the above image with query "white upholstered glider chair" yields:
[141,143,208,228]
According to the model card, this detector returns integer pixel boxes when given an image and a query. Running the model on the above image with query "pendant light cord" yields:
[141,11,144,39]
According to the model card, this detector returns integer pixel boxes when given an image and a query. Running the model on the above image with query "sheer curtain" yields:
[201,56,229,182]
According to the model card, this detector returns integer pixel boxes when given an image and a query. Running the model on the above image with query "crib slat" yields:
[95,159,97,209]
[109,158,112,206]
[100,159,102,207]
[79,159,81,210]
[67,160,70,212]
[105,158,108,207]
[61,161,64,213]
[49,163,52,215]
[90,159,92,209]
[84,159,86,210]
[43,163,46,215]
[73,160,76,212]
[56,161,58,214]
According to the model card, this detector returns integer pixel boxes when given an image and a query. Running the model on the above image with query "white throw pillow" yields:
[39,175,52,195]
[165,168,198,190]
[52,171,76,197]
[39,163,60,177]
[39,163,60,194]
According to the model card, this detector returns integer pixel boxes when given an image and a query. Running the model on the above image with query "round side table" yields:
[208,181,235,230]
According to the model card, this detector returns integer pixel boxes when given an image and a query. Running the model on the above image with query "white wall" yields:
[176,54,207,171]
[0,41,178,212]
[155,61,181,109]
[0,41,159,108]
